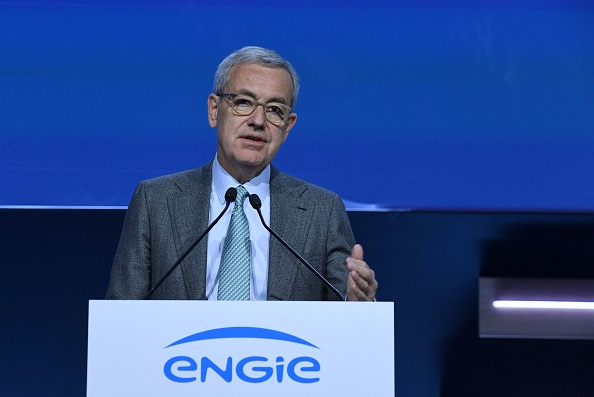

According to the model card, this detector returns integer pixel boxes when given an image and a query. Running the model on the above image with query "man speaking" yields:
[106,46,377,302]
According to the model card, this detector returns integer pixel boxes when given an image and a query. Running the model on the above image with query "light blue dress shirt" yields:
[205,155,271,301]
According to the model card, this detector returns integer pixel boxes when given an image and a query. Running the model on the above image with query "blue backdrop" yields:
[1,0,593,210]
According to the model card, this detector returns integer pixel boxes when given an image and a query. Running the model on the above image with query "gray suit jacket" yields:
[106,162,355,301]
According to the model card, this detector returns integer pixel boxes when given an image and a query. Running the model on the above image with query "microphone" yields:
[248,193,346,301]
[144,187,238,300]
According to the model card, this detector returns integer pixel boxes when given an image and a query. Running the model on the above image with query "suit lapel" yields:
[165,164,310,300]
[167,164,212,299]
[267,167,309,300]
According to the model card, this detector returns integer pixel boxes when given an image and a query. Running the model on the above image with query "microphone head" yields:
[224,187,238,203]
[249,193,262,210]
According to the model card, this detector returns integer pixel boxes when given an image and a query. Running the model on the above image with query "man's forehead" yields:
[228,63,293,92]
[230,62,288,75]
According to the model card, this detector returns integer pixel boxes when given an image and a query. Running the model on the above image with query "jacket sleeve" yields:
[106,182,152,300]
[322,193,355,300]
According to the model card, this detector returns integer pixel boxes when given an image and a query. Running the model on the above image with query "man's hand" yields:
[346,244,378,301]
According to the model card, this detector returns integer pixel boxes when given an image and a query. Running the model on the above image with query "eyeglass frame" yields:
[217,93,294,126]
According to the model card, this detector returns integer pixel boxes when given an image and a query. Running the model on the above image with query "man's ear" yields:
[207,94,219,128]
[281,112,297,143]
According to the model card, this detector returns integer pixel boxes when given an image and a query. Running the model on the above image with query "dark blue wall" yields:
[2,209,594,396]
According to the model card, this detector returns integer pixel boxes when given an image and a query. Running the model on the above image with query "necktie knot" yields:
[235,185,249,206]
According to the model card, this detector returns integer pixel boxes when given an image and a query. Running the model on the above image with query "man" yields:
[106,46,377,301]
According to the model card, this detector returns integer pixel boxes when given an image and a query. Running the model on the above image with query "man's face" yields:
[208,63,297,183]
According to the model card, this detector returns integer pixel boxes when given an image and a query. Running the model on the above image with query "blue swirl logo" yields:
[166,326,320,349]
[163,327,321,384]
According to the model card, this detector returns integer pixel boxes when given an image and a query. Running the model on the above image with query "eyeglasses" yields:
[218,93,293,126]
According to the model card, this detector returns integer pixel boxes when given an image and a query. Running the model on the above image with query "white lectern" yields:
[87,300,394,396]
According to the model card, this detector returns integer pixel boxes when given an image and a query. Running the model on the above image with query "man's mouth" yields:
[242,134,266,143]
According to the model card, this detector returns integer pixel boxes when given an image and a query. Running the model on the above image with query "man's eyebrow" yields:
[235,89,257,98]
[236,89,289,105]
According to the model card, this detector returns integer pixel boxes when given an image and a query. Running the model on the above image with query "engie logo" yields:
[163,327,321,384]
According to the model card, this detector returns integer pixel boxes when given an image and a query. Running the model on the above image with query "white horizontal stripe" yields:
[493,300,594,310]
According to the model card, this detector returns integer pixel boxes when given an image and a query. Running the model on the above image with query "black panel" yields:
[2,209,594,396]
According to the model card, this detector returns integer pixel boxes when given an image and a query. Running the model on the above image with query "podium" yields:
[87,300,394,396]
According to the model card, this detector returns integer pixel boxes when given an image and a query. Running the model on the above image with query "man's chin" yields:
[232,158,268,176]
[235,154,267,168]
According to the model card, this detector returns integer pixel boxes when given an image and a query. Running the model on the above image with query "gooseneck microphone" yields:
[248,193,346,301]
[144,187,238,300]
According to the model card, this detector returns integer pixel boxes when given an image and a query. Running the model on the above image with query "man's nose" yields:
[248,103,267,128]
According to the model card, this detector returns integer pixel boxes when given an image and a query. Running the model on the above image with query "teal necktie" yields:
[218,185,250,300]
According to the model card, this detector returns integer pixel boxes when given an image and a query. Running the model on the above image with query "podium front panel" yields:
[87,300,394,396]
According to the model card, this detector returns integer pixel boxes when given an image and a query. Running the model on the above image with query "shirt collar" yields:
[212,155,270,205]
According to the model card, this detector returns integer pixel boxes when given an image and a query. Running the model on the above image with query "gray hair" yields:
[213,46,300,108]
